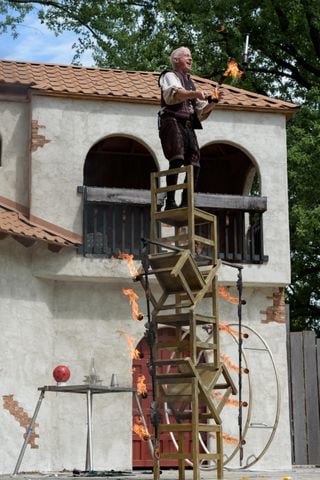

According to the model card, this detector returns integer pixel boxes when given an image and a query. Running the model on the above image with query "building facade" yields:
[0,60,297,473]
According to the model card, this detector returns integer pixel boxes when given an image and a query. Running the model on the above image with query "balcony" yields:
[78,186,268,264]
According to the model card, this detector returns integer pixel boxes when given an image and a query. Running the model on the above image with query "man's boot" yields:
[165,191,178,210]
[180,166,200,208]
[180,187,188,208]
[165,172,178,210]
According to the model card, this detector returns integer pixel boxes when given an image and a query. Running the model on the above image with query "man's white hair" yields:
[170,47,191,69]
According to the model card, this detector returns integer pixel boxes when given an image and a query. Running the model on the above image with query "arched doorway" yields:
[132,328,206,468]
[132,328,184,468]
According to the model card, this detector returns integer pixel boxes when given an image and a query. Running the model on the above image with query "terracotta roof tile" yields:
[0,59,298,115]
[0,201,79,248]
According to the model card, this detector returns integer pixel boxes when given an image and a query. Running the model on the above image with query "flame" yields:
[132,415,150,441]
[223,59,244,79]
[221,353,244,372]
[118,252,139,278]
[219,320,240,338]
[117,330,142,359]
[137,374,148,398]
[209,431,239,445]
[213,391,241,408]
[219,286,239,304]
[122,288,144,320]
[222,432,239,445]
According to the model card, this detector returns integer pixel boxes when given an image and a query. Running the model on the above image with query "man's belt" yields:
[177,117,193,128]
[159,111,194,128]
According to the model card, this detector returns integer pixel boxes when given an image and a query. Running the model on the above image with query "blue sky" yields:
[0,11,94,65]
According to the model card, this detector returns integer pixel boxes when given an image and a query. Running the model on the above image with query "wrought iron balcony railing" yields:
[78,186,268,264]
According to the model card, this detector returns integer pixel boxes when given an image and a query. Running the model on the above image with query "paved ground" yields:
[2,468,320,480]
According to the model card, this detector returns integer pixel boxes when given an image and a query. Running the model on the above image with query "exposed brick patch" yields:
[31,120,50,152]
[3,394,39,448]
[260,287,286,324]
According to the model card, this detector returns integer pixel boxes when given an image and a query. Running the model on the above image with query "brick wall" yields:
[260,287,286,324]
[3,394,39,448]
[31,120,50,153]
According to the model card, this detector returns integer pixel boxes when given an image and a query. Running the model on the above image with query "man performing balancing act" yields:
[158,46,221,210]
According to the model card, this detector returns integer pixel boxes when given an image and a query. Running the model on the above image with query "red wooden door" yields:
[132,327,185,468]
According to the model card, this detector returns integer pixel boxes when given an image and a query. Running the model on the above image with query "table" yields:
[13,384,139,475]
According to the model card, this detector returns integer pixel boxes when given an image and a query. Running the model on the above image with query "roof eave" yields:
[29,88,299,117]
[0,227,76,249]
[30,88,161,105]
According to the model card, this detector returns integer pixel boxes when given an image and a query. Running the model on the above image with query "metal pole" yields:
[133,391,154,456]
[140,238,161,466]
[86,389,93,471]
[13,389,45,475]
[237,267,244,465]
[141,236,184,253]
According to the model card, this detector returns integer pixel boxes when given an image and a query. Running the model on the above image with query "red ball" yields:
[53,365,71,383]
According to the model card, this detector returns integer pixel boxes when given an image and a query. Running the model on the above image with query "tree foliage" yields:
[287,87,320,334]
[1,0,320,332]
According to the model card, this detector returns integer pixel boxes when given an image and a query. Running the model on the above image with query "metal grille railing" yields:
[81,201,267,263]
[82,203,151,257]
[196,210,267,264]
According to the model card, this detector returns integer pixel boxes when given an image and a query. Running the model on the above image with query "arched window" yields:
[199,142,260,195]
[84,136,156,189]
[81,136,158,257]
[196,142,267,264]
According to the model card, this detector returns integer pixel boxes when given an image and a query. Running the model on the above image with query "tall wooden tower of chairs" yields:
[139,166,237,480]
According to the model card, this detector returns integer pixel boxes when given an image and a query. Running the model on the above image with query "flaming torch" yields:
[208,29,249,103]
[207,57,244,103]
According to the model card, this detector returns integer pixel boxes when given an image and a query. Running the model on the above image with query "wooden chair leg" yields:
[178,431,185,480]
[216,427,224,479]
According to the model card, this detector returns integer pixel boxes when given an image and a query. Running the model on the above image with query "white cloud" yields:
[0,11,94,66]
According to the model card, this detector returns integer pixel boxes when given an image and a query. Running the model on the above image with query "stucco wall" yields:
[27,95,290,286]
[0,92,292,473]
[0,94,290,285]
[29,96,163,235]
[0,100,30,206]
[200,111,290,286]
[0,239,143,473]
[0,239,291,473]
[216,286,291,470]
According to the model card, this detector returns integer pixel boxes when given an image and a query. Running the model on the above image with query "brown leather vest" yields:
[159,70,202,129]
[159,71,196,118]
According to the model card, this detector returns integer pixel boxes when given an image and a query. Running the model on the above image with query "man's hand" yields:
[194,90,207,100]
[207,86,223,103]
[174,88,207,102]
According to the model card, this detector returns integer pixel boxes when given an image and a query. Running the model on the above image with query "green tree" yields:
[287,88,320,335]
[1,0,319,331]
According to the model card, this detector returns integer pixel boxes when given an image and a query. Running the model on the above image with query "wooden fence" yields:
[288,330,320,465]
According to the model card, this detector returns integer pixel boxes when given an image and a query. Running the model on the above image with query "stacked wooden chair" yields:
[139,166,237,480]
